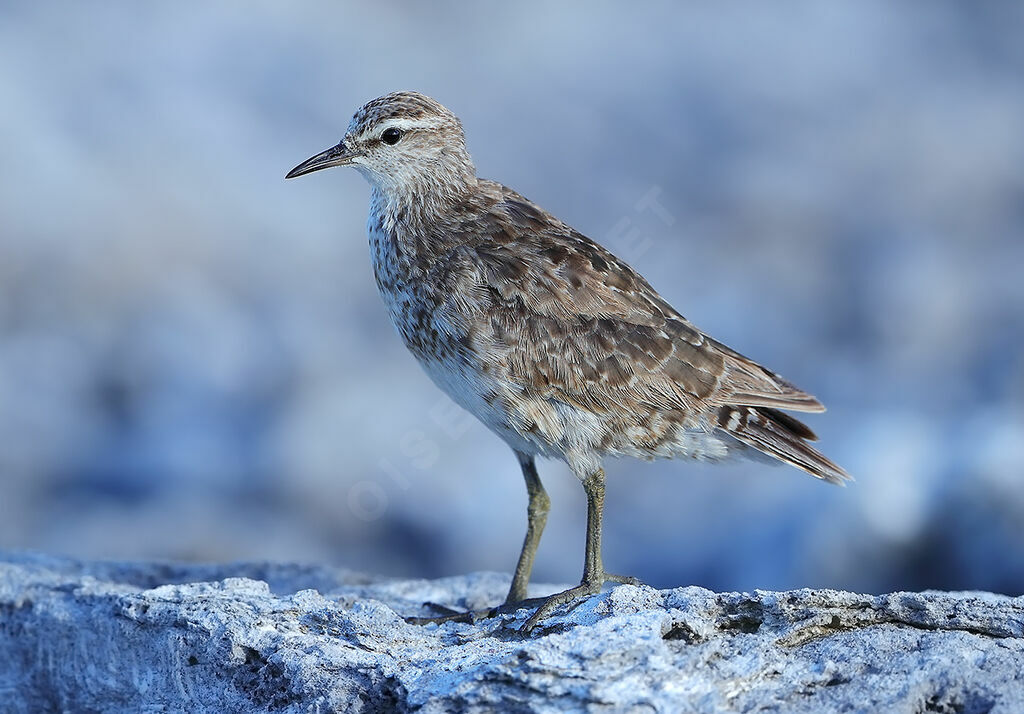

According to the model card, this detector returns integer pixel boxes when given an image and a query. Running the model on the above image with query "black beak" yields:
[285,141,358,179]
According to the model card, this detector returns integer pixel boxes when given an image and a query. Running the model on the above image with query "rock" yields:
[1,551,1022,713]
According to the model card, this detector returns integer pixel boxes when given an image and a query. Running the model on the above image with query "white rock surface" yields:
[2,551,1022,713]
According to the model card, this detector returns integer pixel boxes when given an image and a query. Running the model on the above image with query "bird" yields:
[286,91,849,632]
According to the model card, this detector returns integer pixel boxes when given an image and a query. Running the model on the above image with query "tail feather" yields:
[716,406,850,485]
[758,407,818,441]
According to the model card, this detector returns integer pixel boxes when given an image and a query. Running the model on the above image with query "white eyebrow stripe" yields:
[376,117,445,132]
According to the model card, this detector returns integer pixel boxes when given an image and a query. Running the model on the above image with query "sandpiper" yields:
[286,91,849,632]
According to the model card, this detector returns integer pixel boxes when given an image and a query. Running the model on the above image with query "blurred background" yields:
[1,1,1022,596]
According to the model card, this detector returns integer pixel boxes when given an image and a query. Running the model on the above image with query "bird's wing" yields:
[460,186,825,418]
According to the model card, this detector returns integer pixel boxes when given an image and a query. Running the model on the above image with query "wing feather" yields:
[470,184,823,416]
[443,181,844,482]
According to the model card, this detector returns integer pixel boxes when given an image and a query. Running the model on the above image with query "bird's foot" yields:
[405,602,496,626]
[405,597,546,626]
[520,572,642,634]
[405,575,643,632]
[605,573,642,586]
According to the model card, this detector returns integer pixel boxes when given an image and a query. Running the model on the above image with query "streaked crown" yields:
[347,91,464,142]
[286,91,477,203]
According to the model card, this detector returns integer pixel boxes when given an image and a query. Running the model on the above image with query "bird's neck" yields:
[367,172,477,242]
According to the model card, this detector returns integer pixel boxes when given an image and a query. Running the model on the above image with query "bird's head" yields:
[286,91,477,201]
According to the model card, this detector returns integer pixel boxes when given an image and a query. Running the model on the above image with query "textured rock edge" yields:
[2,551,1023,713]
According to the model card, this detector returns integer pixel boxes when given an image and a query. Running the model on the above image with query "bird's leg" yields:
[406,464,637,630]
[520,468,639,633]
[580,467,605,582]
[505,452,550,605]
[405,452,550,627]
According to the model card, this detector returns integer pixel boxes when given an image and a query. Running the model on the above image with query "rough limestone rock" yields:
[1,552,1022,713]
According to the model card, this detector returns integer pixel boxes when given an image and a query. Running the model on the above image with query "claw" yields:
[519,575,642,634]
[405,596,549,628]
[405,607,494,626]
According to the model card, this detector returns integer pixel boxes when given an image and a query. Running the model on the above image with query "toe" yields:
[605,574,643,586]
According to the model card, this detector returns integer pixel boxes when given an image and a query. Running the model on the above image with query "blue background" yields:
[2,1,1022,595]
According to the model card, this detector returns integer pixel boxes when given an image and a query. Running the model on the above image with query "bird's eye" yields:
[381,128,402,145]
